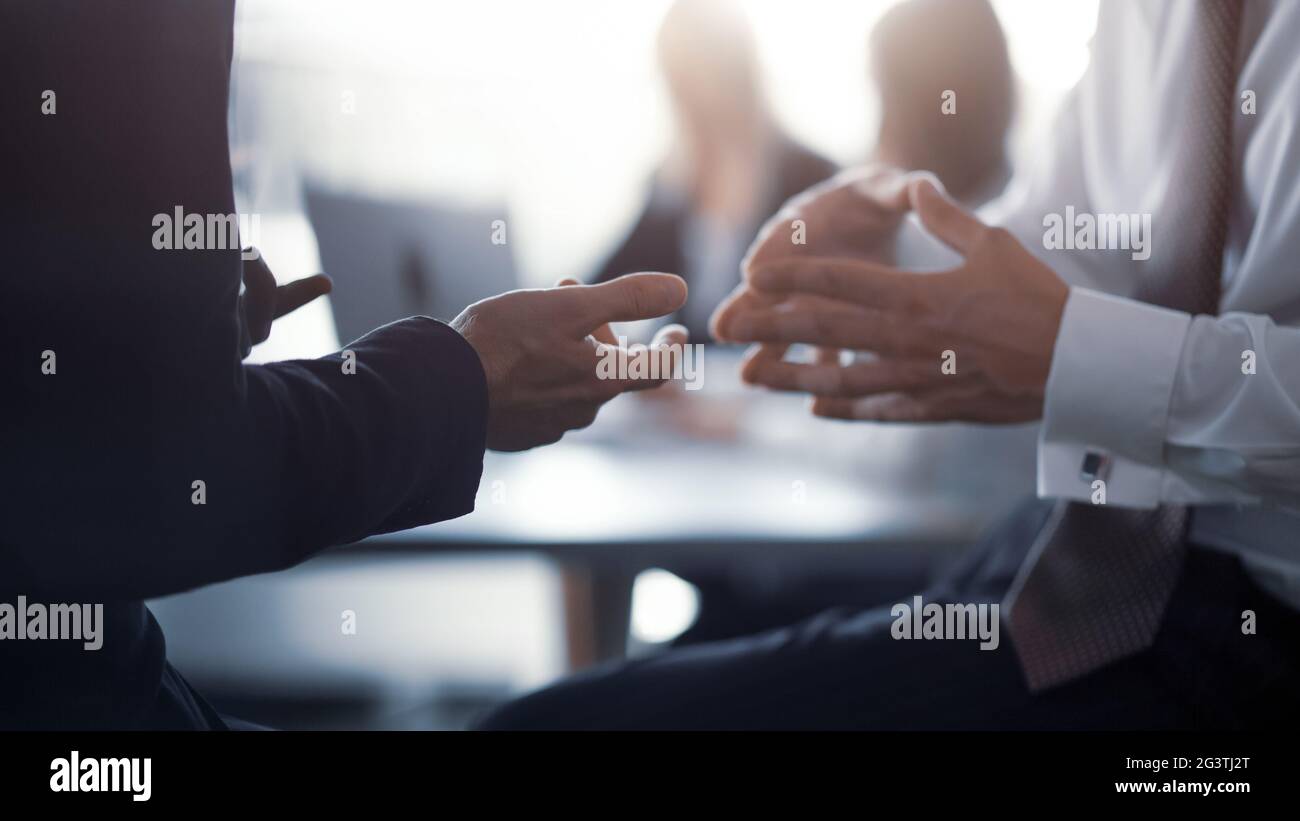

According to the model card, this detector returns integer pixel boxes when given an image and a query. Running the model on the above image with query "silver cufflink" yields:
[1079,451,1111,482]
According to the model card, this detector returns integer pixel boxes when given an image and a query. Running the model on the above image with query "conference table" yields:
[150,340,1037,726]
[343,345,1038,664]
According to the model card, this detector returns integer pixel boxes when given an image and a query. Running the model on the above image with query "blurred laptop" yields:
[304,184,517,345]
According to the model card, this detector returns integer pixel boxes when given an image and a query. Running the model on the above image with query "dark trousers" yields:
[479,499,1300,730]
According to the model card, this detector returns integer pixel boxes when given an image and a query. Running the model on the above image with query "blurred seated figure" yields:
[868,0,1014,207]
[592,0,836,342]
[595,0,1014,350]
[603,0,1019,649]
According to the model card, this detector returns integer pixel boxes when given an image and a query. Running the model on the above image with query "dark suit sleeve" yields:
[245,319,487,546]
[8,319,487,603]
[181,318,489,596]
[0,1,488,601]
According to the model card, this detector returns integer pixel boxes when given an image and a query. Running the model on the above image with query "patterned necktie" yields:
[1004,0,1243,692]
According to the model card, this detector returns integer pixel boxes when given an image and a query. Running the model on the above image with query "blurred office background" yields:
[148,0,1099,729]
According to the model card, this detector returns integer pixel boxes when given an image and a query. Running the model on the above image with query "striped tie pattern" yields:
[1005,0,1244,692]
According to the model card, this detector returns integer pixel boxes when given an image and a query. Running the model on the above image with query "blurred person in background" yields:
[599,0,1017,649]
[869,0,1014,208]
[591,0,836,342]
[595,0,1013,347]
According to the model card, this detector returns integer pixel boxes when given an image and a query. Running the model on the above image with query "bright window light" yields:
[631,568,700,644]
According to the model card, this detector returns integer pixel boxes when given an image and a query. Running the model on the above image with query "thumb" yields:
[560,272,687,335]
[849,166,914,212]
[909,176,986,255]
[242,252,275,304]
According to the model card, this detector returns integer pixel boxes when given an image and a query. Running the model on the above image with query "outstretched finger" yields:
[273,273,333,319]
[557,278,616,344]
[592,323,693,394]
[746,355,946,397]
[749,256,949,314]
[555,272,687,336]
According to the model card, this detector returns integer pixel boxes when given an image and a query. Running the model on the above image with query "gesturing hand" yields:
[239,250,333,356]
[724,178,1069,423]
[452,273,689,451]
[710,165,914,344]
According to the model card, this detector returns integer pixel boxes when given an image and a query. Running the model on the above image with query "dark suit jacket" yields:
[593,142,836,340]
[1,1,488,728]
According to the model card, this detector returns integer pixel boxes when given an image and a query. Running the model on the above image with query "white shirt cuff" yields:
[1037,287,1192,508]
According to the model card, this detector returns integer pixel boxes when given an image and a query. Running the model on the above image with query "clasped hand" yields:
[710,167,1069,424]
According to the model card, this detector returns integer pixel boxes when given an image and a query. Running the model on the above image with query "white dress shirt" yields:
[894,0,1300,604]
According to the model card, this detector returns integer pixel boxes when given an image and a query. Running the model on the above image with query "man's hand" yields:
[240,250,333,355]
[724,178,1069,423]
[452,273,689,451]
[710,165,914,343]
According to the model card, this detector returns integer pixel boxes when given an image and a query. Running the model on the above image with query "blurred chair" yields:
[304,184,516,342]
